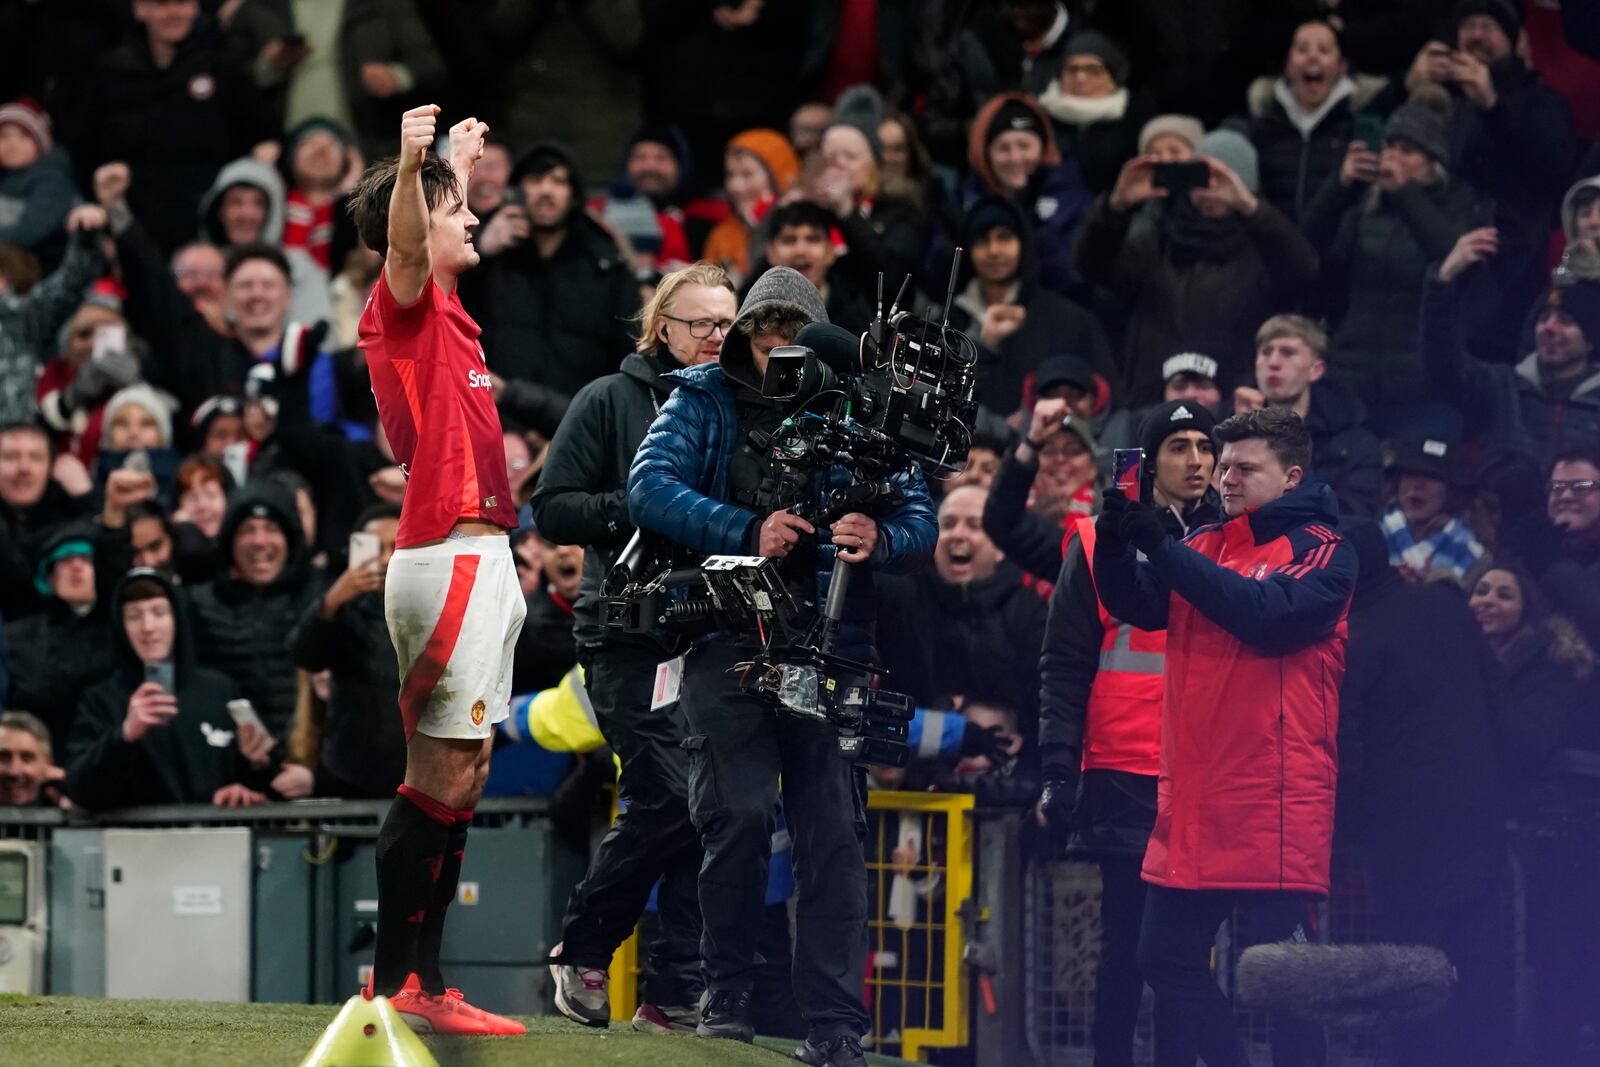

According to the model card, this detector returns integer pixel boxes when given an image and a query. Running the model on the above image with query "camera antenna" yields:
[869,272,886,352]
[887,274,911,321]
[940,247,964,332]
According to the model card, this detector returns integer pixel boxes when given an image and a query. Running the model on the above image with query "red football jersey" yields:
[359,270,518,548]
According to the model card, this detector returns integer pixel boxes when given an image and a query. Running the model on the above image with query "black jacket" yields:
[459,143,641,398]
[64,570,259,810]
[1248,84,1363,225]
[530,350,680,648]
[80,20,267,254]
[1303,175,1480,409]
[875,561,1047,734]
[5,596,117,744]
[1304,380,1384,518]
[186,485,323,737]
[980,447,1073,583]
[1339,541,1505,839]
[287,585,404,799]
[1491,619,1592,818]
[0,481,94,621]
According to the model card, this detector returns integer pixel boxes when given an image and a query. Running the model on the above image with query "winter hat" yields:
[735,265,828,327]
[823,85,886,163]
[985,97,1049,150]
[1534,280,1600,347]
[1451,0,1520,43]
[1196,128,1259,194]
[219,482,301,562]
[726,129,801,195]
[1561,176,1600,243]
[285,116,349,154]
[1061,30,1131,87]
[1388,437,1463,486]
[0,98,52,154]
[101,384,176,450]
[1138,114,1205,155]
[1384,86,1452,164]
[33,525,93,598]
[1161,352,1220,384]
[961,196,1027,244]
[1035,356,1097,396]
[1139,399,1218,458]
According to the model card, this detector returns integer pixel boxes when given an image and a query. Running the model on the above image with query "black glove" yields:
[1037,774,1078,833]
[1097,488,1133,549]
[1118,502,1169,556]
[960,721,1014,761]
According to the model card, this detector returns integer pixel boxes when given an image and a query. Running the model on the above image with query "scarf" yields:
[1036,83,1129,127]
[1158,197,1249,265]
[1272,76,1355,140]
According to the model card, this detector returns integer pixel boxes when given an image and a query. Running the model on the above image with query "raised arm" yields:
[384,105,440,307]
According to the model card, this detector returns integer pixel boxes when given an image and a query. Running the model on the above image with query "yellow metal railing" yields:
[865,790,974,1061]
[604,788,977,1063]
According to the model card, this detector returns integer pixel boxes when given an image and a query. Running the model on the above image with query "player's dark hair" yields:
[224,242,292,283]
[348,154,463,258]
[1214,406,1313,474]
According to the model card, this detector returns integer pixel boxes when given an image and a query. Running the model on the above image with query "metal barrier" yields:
[864,790,974,1062]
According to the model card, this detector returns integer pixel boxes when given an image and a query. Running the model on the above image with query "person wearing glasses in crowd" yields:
[1514,449,1600,661]
[536,263,738,1034]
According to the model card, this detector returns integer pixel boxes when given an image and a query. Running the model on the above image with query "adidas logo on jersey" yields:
[468,369,493,390]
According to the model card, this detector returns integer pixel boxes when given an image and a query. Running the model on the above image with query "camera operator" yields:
[628,266,936,1067]
[1035,400,1219,1067]
[1093,407,1354,1067]
[534,262,738,1033]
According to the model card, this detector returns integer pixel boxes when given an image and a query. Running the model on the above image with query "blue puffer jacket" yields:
[628,362,937,660]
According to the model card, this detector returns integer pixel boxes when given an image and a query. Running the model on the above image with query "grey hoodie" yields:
[198,157,332,329]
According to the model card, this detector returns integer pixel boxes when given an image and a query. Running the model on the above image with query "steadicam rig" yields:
[604,253,979,765]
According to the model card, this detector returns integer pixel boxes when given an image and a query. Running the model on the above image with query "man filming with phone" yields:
[1091,406,1354,1066]
[1035,399,1219,1067]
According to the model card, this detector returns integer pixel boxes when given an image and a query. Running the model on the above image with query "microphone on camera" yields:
[795,321,865,375]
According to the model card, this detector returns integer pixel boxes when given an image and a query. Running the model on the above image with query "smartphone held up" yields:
[1113,448,1146,504]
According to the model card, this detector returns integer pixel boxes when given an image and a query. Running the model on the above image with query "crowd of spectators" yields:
[0,0,1597,1051]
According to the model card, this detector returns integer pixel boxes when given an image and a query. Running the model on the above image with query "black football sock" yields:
[416,816,470,995]
[372,788,452,996]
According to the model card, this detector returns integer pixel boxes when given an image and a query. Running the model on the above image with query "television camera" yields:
[605,255,979,764]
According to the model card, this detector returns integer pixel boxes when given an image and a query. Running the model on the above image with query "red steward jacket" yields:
[1091,482,1355,895]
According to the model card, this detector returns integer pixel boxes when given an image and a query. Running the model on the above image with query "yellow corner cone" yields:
[298,994,440,1067]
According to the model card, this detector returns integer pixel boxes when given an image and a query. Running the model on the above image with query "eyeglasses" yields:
[1548,479,1599,497]
[662,314,733,339]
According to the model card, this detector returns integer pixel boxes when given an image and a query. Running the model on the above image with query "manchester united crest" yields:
[470,700,486,726]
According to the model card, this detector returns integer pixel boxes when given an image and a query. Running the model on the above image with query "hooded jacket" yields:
[458,141,638,400]
[1093,482,1356,893]
[64,569,255,810]
[965,93,1094,301]
[4,524,117,741]
[197,157,333,329]
[1422,271,1600,465]
[627,272,937,661]
[944,195,1115,416]
[1247,74,1387,224]
[0,145,75,265]
[875,560,1048,732]
[531,350,683,649]
[186,483,322,737]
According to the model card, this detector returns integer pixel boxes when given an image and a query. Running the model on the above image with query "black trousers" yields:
[557,640,704,1007]
[680,641,870,1043]
[1093,855,1149,1067]
[1137,885,1325,1067]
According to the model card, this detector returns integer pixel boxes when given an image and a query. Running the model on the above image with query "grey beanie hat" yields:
[101,383,176,449]
[822,84,886,163]
[735,266,829,329]
[1196,128,1260,194]
[1384,86,1452,164]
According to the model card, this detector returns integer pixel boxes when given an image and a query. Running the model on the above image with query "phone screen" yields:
[1152,161,1209,194]
[144,661,175,694]
[1354,114,1385,153]
[348,532,381,571]
[1113,449,1145,503]
[91,323,126,363]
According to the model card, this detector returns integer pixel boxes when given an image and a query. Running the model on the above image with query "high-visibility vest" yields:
[1070,516,1164,776]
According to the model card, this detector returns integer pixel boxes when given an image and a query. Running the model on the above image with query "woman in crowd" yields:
[1036,30,1149,195]
[701,129,800,284]
[966,92,1093,300]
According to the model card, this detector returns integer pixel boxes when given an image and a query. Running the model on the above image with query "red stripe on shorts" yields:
[397,554,481,740]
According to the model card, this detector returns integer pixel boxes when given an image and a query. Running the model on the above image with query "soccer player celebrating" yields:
[348,105,525,1036]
